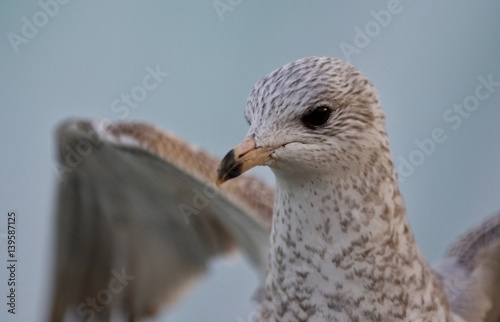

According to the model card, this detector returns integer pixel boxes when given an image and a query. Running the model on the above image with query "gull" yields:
[49,56,500,322]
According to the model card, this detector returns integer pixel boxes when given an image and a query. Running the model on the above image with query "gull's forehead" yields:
[245,56,371,124]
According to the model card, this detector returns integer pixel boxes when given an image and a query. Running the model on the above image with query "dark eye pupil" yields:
[301,106,331,128]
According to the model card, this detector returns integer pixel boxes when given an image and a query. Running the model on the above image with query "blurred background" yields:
[1,1,499,321]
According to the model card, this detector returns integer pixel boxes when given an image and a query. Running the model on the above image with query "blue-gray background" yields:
[1,1,499,321]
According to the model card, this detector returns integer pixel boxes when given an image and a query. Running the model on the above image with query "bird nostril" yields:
[237,149,251,158]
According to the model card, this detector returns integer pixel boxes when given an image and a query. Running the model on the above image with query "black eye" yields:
[301,106,331,129]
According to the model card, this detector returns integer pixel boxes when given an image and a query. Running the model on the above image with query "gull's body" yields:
[50,57,500,322]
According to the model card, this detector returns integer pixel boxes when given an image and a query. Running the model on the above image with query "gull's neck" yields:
[259,156,451,321]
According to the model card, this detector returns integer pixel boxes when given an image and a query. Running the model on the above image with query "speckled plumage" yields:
[234,57,499,322]
[52,57,500,322]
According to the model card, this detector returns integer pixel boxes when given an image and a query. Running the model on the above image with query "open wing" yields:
[433,212,500,322]
[49,120,274,322]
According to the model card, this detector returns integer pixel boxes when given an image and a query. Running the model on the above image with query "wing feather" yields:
[49,120,274,321]
[433,212,500,322]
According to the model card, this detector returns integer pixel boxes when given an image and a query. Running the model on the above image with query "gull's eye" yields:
[301,106,331,129]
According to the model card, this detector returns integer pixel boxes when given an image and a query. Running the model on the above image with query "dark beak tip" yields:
[216,149,243,185]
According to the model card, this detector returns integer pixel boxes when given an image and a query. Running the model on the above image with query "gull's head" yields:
[217,56,389,185]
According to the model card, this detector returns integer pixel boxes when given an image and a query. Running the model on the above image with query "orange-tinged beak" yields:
[216,136,274,185]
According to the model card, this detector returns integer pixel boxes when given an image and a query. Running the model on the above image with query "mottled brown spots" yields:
[245,57,452,321]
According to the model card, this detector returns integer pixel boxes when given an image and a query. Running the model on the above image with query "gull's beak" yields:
[216,136,274,185]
